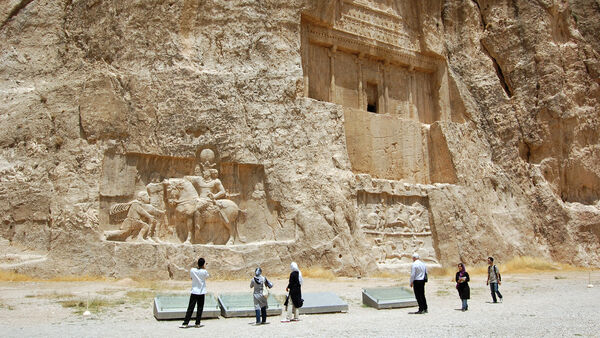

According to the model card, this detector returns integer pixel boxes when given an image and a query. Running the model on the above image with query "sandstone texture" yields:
[0,0,598,279]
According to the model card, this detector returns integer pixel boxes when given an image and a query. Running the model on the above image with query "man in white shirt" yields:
[180,258,210,328]
[409,253,428,314]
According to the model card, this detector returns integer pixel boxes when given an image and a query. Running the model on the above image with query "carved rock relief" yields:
[337,0,413,50]
[302,1,459,184]
[357,190,438,266]
[99,149,289,245]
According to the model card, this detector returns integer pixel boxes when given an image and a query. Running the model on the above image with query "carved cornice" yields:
[307,25,438,72]
[306,0,441,73]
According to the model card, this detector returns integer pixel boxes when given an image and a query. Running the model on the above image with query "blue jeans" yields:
[490,282,503,302]
[461,298,468,310]
[255,306,267,323]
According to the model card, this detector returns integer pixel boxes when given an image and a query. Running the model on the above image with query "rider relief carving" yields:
[103,149,242,245]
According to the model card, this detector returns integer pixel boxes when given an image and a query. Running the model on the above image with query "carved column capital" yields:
[328,44,338,57]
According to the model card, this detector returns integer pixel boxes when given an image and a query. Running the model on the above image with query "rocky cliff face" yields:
[0,0,598,279]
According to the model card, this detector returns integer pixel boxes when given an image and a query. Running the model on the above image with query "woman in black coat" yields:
[455,263,470,311]
[283,262,303,322]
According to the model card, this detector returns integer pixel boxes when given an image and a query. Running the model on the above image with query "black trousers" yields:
[413,280,428,311]
[183,293,205,325]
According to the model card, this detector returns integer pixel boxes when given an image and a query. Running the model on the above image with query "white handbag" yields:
[262,278,270,297]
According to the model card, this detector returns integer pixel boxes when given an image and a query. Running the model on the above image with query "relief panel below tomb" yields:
[357,190,439,267]
[99,149,292,246]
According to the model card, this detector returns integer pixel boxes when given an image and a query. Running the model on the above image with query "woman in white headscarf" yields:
[250,267,272,324]
[282,262,303,322]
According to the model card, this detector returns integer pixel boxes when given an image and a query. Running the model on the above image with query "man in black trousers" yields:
[409,253,428,314]
[180,258,209,328]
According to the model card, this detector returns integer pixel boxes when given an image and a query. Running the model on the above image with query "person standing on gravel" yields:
[282,262,303,322]
[250,267,273,325]
[180,257,209,328]
[486,256,503,303]
[409,253,428,314]
[456,263,470,311]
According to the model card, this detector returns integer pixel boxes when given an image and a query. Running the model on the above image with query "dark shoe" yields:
[409,311,423,314]
[194,324,204,328]
[423,309,428,314]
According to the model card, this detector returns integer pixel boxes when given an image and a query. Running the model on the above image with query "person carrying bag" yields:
[282,262,303,322]
[250,267,273,325]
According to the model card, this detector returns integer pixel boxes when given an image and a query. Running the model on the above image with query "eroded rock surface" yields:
[0,0,598,278]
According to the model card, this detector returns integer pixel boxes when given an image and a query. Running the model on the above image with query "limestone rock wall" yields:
[0,0,598,278]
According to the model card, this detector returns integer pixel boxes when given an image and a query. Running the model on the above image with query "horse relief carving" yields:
[104,149,243,245]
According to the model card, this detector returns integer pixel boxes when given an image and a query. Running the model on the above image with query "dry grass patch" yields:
[130,279,175,290]
[427,266,455,277]
[0,269,110,282]
[302,266,336,280]
[0,269,39,282]
[431,256,586,278]
[500,256,578,273]
[0,300,15,310]
[60,298,125,315]
[97,289,124,295]
[28,292,77,300]
[47,275,110,282]
[125,290,156,302]
[369,270,405,279]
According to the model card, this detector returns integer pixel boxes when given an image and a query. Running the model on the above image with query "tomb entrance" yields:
[301,0,459,184]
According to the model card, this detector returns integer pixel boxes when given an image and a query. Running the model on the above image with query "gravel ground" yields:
[0,271,599,337]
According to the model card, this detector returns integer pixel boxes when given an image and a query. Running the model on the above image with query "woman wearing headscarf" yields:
[250,267,273,324]
[282,262,303,322]
[455,262,470,311]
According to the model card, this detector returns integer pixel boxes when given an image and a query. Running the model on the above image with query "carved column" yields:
[408,65,416,120]
[383,60,390,114]
[302,23,310,98]
[357,53,364,110]
[328,45,337,103]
